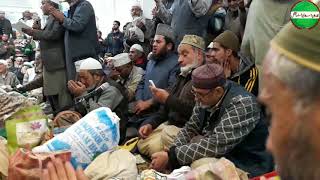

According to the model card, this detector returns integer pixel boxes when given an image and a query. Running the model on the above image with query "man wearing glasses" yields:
[150,63,273,178]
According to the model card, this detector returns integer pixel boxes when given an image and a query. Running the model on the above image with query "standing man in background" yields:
[22,0,73,114]
[0,11,13,38]
[105,21,124,56]
[50,0,99,81]
[153,0,212,46]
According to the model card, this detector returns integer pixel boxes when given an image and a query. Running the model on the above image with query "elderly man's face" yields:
[129,48,142,61]
[114,64,132,79]
[131,6,142,17]
[23,11,32,19]
[78,70,102,90]
[228,0,239,11]
[178,44,203,68]
[258,48,315,179]
[6,59,13,68]
[15,58,24,66]
[192,86,224,108]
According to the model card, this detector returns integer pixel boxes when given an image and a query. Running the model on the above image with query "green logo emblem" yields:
[291,0,320,29]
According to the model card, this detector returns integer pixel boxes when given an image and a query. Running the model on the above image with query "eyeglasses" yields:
[191,88,212,98]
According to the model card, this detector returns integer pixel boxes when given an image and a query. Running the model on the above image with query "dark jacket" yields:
[0,18,13,37]
[105,31,124,56]
[230,53,259,96]
[142,73,195,129]
[33,15,65,72]
[168,81,273,177]
[63,0,98,80]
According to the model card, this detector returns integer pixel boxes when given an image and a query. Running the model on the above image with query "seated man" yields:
[206,30,258,96]
[131,24,179,126]
[137,35,206,157]
[129,44,147,70]
[110,53,144,102]
[68,58,128,142]
[0,59,20,91]
[150,64,273,177]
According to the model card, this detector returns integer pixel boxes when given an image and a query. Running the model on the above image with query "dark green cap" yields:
[271,22,320,72]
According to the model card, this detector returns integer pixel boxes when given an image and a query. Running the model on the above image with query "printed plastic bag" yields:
[33,107,120,168]
[5,105,48,154]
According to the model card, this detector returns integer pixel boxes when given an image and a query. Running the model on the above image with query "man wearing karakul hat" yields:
[132,23,179,125]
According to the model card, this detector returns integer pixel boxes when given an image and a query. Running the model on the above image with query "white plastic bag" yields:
[33,107,120,168]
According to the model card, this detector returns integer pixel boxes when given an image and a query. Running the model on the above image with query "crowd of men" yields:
[0,0,320,179]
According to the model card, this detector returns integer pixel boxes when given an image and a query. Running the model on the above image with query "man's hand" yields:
[134,100,153,115]
[22,28,34,36]
[150,151,169,172]
[223,59,232,78]
[50,9,65,23]
[67,80,86,97]
[42,158,88,180]
[150,86,169,104]
[139,124,153,139]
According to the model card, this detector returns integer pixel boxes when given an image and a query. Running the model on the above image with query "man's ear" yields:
[196,49,203,62]
[215,86,225,97]
[226,49,232,57]
[166,43,173,51]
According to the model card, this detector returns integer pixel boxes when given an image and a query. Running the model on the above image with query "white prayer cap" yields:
[132,1,142,8]
[0,60,8,66]
[50,0,60,5]
[130,44,144,53]
[207,42,214,49]
[110,53,131,67]
[79,57,102,70]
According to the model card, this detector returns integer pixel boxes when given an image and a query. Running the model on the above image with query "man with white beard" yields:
[123,2,155,54]
[137,35,206,157]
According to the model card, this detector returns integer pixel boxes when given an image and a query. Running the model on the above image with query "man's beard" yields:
[151,46,168,61]
[180,55,199,76]
[276,119,320,180]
